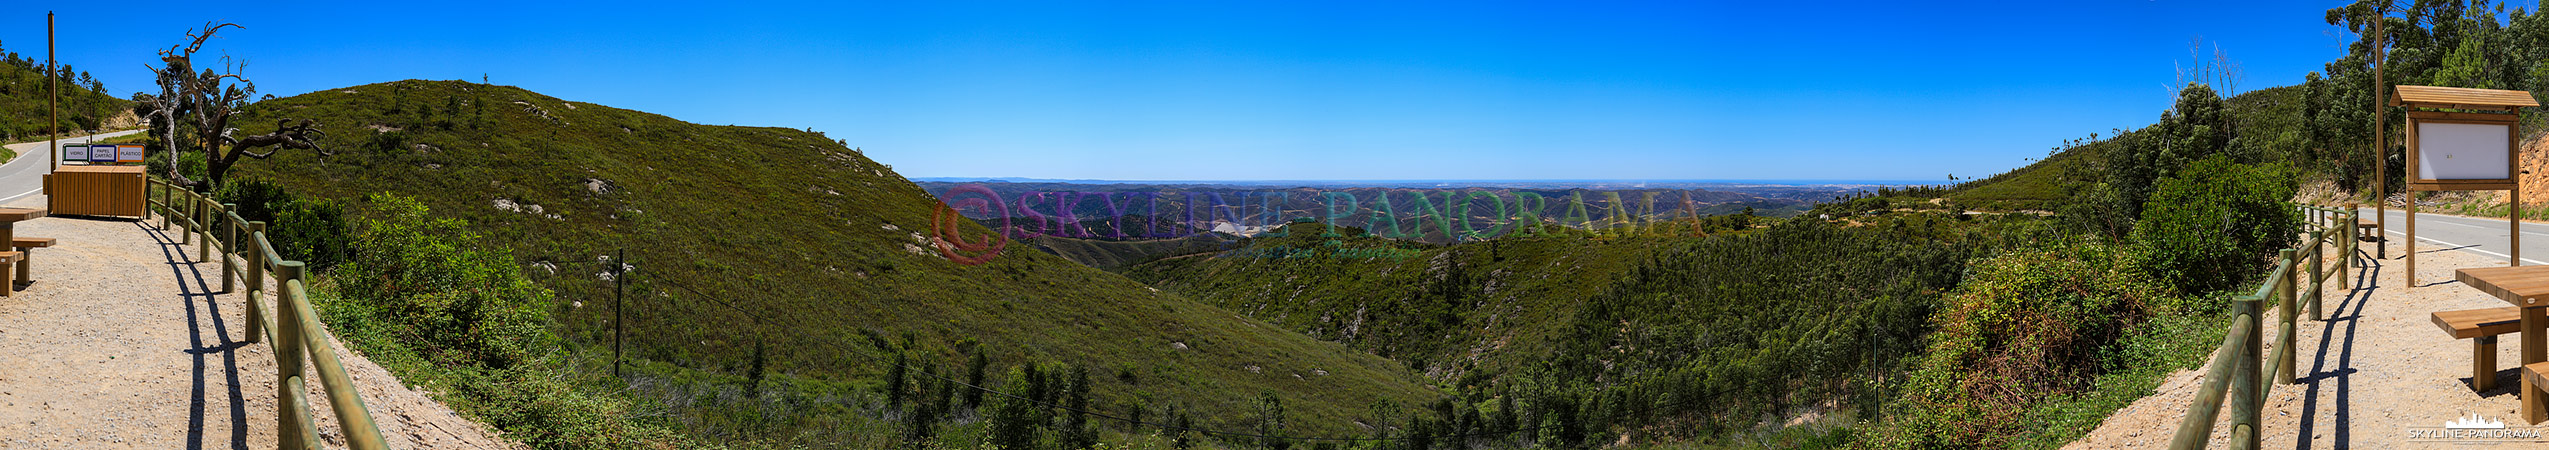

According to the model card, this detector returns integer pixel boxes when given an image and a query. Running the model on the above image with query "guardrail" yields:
[149,178,387,450]
[2167,203,2358,450]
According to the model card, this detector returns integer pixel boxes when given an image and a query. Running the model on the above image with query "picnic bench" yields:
[2435,307,2525,391]
[12,237,54,287]
[2357,220,2380,242]
[0,208,46,296]
[2456,266,2549,424]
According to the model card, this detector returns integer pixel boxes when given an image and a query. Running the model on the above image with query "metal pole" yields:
[614,248,625,379]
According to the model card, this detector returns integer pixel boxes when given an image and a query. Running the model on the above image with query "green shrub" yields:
[2129,156,2300,297]
[338,193,553,368]
[1876,241,2169,449]
[213,177,295,222]
[212,177,351,271]
[274,199,352,271]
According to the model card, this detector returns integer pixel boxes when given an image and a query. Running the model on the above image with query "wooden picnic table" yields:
[0,207,45,247]
[2457,265,2549,423]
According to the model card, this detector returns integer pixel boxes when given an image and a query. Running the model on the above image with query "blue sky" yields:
[3,1,2369,182]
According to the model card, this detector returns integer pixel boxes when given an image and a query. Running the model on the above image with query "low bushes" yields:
[334,193,553,369]
[2128,157,2301,298]
[1878,241,2170,449]
[214,177,351,270]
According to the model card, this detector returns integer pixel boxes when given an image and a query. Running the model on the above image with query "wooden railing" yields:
[149,178,388,450]
[2167,203,2358,450]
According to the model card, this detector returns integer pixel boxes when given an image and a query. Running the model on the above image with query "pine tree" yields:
[988,367,1041,450]
[1062,365,1096,450]
[1168,406,1194,450]
[965,348,991,409]
[1255,391,1289,450]
[902,365,939,446]
[886,351,908,409]
[1405,416,1433,450]
[744,340,767,398]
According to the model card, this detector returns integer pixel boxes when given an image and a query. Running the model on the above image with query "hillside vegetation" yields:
[0,43,131,144]
[217,79,1442,448]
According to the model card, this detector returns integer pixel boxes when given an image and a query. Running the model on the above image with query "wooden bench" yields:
[11,237,52,288]
[0,251,22,296]
[2358,220,2381,242]
[2436,307,2526,391]
[2528,362,2549,409]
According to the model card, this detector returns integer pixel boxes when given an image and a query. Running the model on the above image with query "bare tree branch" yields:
[132,22,319,191]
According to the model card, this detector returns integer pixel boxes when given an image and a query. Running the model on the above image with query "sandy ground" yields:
[0,195,517,449]
[2065,237,2549,449]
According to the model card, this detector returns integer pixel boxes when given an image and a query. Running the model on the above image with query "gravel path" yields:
[2066,239,2549,449]
[0,196,516,449]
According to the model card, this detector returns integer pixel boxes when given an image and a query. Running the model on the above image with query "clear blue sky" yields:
[3,1,2369,182]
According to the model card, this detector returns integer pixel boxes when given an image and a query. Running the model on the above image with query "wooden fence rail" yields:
[149,178,387,450]
[2167,203,2358,450]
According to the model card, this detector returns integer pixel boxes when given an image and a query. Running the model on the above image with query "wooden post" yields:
[2516,183,2525,266]
[178,193,191,244]
[2408,195,2418,286]
[2278,249,2297,385]
[221,203,236,293]
[157,182,170,230]
[2233,296,2262,449]
[273,261,307,448]
[196,197,211,264]
[2527,305,2547,424]
[243,222,266,344]
[2479,335,2500,392]
[2344,204,2357,289]
[45,12,54,173]
[2309,231,2325,321]
[2375,11,2389,261]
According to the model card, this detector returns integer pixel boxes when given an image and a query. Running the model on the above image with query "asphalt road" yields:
[0,130,146,204]
[2354,206,2549,265]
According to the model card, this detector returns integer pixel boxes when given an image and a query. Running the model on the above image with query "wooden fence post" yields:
[244,222,267,344]
[157,183,170,232]
[2343,204,2356,290]
[2309,231,2324,321]
[178,192,191,244]
[273,261,306,448]
[196,197,212,264]
[2278,249,2297,385]
[2233,295,2262,450]
[220,203,237,293]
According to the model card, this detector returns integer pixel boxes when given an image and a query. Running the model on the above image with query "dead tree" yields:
[133,22,323,192]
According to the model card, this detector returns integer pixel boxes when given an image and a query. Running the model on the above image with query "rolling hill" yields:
[219,79,1442,444]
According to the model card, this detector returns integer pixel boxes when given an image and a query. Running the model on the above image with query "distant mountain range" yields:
[918,180,1842,244]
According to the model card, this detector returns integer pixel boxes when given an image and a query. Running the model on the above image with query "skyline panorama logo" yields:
[2404,413,2546,444]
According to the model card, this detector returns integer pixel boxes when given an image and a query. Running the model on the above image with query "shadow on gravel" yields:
[141,221,251,450]
[2293,246,2377,450]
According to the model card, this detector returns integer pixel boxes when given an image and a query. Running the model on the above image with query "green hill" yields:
[220,79,1440,445]
[0,44,131,144]
[1947,85,2310,211]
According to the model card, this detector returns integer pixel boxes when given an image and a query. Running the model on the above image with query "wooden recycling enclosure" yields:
[44,165,146,217]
